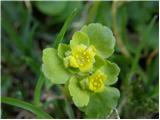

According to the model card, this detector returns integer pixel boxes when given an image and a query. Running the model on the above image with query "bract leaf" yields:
[81,23,115,58]
[101,60,120,85]
[42,48,71,84]
[93,55,105,71]
[57,43,70,59]
[68,77,89,107]
[70,31,89,49]
[84,86,120,118]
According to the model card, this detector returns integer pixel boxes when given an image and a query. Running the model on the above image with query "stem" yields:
[86,1,100,24]
[1,97,52,119]
[114,108,120,119]
[24,1,32,12]
[58,85,75,118]
[33,73,44,107]
[112,1,130,57]
[53,8,78,48]
[146,48,158,65]
[107,108,120,119]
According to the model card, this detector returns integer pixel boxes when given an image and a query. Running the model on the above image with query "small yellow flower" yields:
[66,44,96,72]
[88,70,106,93]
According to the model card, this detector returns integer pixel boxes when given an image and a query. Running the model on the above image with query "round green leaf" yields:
[57,43,70,59]
[70,31,90,49]
[35,1,67,16]
[101,60,120,85]
[68,77,90,107]
[84,86,120,118]
[42,48,71,84]
[81,23,115,58]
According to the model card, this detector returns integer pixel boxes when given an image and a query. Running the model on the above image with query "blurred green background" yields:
[1,1,159,119]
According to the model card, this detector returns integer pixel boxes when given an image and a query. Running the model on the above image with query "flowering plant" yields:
[42,23,120,118]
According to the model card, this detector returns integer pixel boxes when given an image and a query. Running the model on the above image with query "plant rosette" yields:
[42,23,120,118]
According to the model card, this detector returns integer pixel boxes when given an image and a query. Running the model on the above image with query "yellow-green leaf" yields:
[101,60,120,85]
[42,48,71,84]
[70,31,90,49]
[81,23,115,58]
[68,77,90,107]
[84,86,120,118]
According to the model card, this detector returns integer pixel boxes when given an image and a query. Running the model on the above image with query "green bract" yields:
[42,23,120,118]
[81,23,115,58]
[42,48,71,84]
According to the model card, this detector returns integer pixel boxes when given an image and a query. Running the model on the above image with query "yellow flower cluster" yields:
[64,44,107,93]
[64,44,96,72]
[88,70,106,92]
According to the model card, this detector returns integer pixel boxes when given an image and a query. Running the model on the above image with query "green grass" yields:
[1,97,52,119]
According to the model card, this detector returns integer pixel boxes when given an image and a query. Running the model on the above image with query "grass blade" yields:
[2,13,26,53]
[33,8,78,116]
[130,15,158,73]
[126,15,158,84]
[53,8,78,48]
[33,74,45,106]
[1,97,53,119]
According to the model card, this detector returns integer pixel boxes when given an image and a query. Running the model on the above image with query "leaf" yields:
[68,77,89,107]
[34,73,45,106]
[57,43,70,59]
[70,31,89,49]
[84,86,120,118]
[147,55,158,85]
[53,8,78,48]
[1,97,52,119]
[42,48,71,84]
[101,60,120,85]
[109,54,132,80]
[45,77,53,90]
[93,55,105,71]
[81,23,115,58]
[35,1,67,16]
[142,23,158,50]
